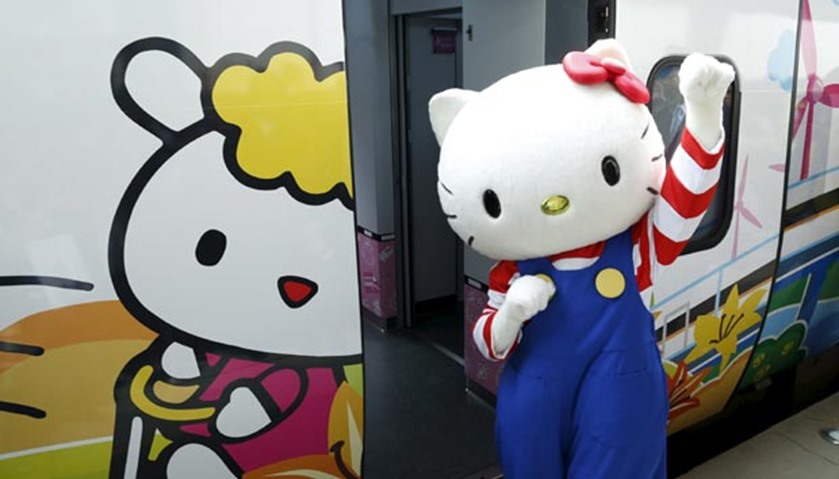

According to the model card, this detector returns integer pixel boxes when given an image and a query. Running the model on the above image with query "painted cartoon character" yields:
[107,38,363,479]
[429,40,734,478]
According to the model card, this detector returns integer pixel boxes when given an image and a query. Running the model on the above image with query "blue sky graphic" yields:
[767,29,796,91]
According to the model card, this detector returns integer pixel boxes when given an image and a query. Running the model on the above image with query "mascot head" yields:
[429,40,666,261]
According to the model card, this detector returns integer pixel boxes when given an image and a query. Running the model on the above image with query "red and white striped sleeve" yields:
[633,128,725,290]
[473,260,520,361]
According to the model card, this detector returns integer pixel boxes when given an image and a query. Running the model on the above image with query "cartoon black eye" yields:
[195,229,227,267]
[483,189,501,218]
[601,156,620,186]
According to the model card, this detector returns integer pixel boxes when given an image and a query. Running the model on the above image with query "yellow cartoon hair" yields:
[211,50,353,200]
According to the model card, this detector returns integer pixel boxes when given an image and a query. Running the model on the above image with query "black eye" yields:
[483,189,501,218]
[195,229,227,266]
[601,156,620,186]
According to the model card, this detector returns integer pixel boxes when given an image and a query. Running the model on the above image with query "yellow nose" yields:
[541,195,570,215]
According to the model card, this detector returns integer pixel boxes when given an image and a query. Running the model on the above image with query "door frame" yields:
[390,8,464,329]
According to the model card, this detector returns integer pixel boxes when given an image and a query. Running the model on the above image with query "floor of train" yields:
[361,311,839,479]
[361,314,499,479]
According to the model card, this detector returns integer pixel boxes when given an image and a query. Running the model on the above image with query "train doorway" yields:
[393,9,465,361]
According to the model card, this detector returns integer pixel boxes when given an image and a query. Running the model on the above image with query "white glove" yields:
[491,275,555,357]
[678,53,735,151]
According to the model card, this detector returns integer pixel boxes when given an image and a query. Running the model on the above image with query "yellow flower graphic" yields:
[685,286,766,370]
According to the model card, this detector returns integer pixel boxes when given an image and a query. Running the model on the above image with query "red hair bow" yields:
[562,51,650,104]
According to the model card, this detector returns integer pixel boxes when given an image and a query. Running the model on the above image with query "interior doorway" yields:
[393,9,465,360]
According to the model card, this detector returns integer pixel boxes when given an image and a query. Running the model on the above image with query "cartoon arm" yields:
[216,386,272,439]
[473,262,555,360]
[160,342,202,379]
[114,343,215,479]
[215,368,304,439]
[643,55,734,275]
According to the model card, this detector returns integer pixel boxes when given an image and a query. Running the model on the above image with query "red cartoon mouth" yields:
[277,276,319,308]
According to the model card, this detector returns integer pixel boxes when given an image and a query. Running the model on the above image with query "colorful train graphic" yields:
[0,4,363,476]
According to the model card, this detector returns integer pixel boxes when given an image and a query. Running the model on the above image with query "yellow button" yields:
[595,268,625,299]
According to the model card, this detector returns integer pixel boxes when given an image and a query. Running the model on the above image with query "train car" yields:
[1,0,838,478]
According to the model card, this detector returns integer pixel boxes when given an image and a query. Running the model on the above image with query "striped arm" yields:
[631,128,725,292]
[472,261,520,361]
[472,307,522,361]
[651,128,725,267]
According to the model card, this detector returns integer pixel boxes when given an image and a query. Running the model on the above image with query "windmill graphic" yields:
[732,155,763,259]
[791,0,839,180]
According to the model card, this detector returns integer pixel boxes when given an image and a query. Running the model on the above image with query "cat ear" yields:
[585,39,633,71]
[112,38,207,141]
[428,88,478,145]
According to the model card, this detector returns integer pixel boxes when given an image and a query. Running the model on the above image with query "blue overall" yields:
[496,230,668,478]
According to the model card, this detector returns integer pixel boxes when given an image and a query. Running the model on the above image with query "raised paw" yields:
[678,53,735,107]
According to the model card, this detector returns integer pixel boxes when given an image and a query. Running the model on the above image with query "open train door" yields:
[0,1,364,478]
[613,0,799,432]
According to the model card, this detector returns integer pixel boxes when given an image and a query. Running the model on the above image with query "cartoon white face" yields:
[431,47,666,261]
[117,133,361,357]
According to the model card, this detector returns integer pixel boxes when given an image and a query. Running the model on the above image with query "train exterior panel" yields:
[0,1,364,478]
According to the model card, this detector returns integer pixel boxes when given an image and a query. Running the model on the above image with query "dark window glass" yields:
[648,57,739,254]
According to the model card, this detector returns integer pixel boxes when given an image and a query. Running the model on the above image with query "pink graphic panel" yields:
[357,232,397,319]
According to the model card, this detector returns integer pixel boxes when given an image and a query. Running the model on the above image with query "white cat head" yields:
[109,39,360,358]
[429,40,666,261]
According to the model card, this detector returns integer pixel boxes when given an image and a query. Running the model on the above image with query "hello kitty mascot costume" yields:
[429,40,734,478]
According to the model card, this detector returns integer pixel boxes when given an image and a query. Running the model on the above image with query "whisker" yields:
[0,401,46,419]
[445,214,458,219]
[642,121,650,139]
[467,236,475,247]
[0,276,94,291]
[439,182,454,196]
[647,187,660,196]
[0,341,44,356]
[651,153,663,162]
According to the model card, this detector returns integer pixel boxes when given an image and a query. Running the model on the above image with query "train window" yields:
[647,56,740,255]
